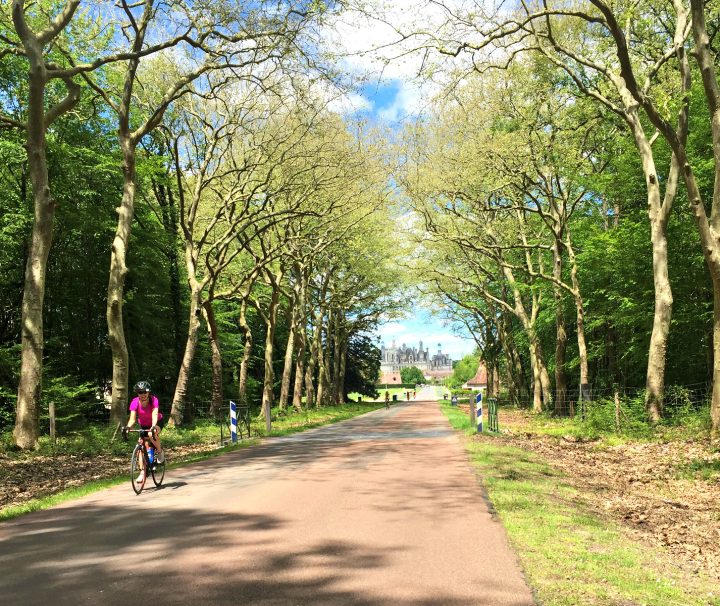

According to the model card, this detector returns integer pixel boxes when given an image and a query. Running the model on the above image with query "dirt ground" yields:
[484,408,720,582]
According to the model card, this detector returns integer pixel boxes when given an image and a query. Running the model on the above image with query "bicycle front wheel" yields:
[151,457,165,487]
[130,444,147,494]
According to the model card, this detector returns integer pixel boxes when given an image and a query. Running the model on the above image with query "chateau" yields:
[379,340,453,384]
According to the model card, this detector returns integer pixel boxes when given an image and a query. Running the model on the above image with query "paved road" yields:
[0,400,535,606]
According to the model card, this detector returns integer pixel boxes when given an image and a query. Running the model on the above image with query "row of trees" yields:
[0,1,404,449]
[391,0,720,436]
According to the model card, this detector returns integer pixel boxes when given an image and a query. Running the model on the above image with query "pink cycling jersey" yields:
[129,395,162,427]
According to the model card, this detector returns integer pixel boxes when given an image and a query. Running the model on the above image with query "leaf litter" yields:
[484,408,720,582]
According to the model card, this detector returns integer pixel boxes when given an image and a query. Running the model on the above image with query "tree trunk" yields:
[107,142,137,425]
[553,238,568,416]
[625,112,676,422]
[261,284,281,433]
[304,321,317,408]
[291,281,307,411]
[645,217,673,421]
[278,304,296,411]
[487,359,495,396]
[337,336,347,404]
[316,326,327,408]
[566,236,591,398]
[14,78,53,448]
[203,300,223,418]
[528,338,543,412]
[713,287,720,439]
[170,286,203,425]
[238,298,253,405]
[535,338,553,408]
[332,312,344,405]
[305,306,324,408]
[13,19,80,448]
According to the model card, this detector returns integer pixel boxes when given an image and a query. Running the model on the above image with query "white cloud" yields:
[322,1,448,122]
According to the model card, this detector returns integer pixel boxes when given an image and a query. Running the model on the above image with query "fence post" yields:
[49,402,56,446]
[614,388,621,433]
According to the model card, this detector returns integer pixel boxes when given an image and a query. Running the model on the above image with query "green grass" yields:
[675,457,720,481]
[439,401,720,606]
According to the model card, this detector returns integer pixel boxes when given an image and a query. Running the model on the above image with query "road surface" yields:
[0,400,535,605]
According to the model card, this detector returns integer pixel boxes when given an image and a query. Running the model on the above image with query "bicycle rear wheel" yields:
[131,444,147,494]
[151,457,165,487]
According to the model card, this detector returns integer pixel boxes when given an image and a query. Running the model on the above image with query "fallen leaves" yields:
[486,409,720,581]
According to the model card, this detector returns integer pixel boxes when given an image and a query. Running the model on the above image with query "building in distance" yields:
[379,340,453,384]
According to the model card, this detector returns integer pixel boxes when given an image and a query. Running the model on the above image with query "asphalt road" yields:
[0,399,535,606]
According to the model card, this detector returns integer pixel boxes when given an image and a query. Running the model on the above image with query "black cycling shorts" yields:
[139,417,165,437]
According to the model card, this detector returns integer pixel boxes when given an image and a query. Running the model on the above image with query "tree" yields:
[448,354,480,389]
[400,366,425,385]
[344,334,380,399]
[1,1,81,448]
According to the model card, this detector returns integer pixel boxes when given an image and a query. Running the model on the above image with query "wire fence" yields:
[496,382,712,434]
[503,382,711,416]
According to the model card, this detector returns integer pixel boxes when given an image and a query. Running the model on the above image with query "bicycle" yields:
[122,427,166,494]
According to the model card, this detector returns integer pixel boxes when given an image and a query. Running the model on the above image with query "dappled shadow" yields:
[0,503,530,605]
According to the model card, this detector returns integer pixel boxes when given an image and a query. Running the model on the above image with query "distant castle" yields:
[379,340,453,384]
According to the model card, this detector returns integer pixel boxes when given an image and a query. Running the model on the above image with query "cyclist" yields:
[123,380,164,483]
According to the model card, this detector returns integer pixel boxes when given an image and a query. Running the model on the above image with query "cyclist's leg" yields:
[150,418,165,457]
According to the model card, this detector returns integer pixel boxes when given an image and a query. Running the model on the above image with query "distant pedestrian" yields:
[413,390,416,399]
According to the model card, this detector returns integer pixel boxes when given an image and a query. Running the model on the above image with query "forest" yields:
[2,0,720,450]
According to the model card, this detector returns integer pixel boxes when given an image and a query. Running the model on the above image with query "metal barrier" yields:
[219,401,251,444]
[487,398,499,433]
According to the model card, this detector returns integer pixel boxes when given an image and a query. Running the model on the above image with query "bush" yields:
[580,395,652,437]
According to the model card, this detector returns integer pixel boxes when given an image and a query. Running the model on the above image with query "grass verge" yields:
[439,402,720,606]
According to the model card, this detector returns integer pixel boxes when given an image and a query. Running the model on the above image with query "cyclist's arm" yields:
[127,410,137,428]
[151,407,159,428]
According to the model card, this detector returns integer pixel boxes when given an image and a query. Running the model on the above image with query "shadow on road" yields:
[0,503,525,605]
